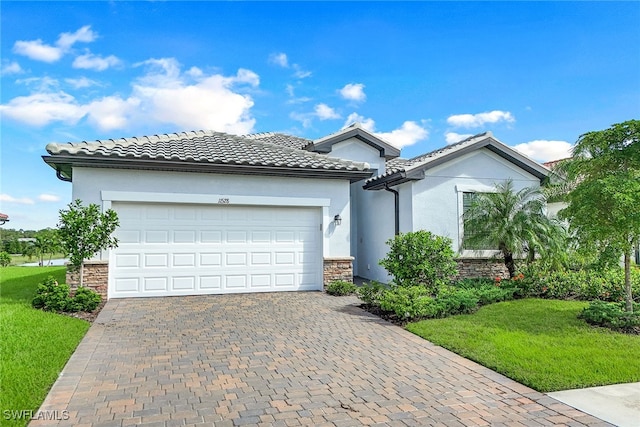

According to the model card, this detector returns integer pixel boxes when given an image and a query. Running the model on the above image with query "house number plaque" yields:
[218,198,230,204]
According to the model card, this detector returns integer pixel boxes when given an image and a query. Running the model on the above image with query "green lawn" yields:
[0,267,89,426]
[407,298,640,392]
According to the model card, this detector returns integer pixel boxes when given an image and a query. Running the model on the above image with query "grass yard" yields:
[6,254,66,266]
[0,267,89,426]
[407,298,640,392]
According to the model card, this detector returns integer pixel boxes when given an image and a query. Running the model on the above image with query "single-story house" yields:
[43,124,551,299]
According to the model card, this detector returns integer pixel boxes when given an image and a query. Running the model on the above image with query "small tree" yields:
[380,230,458,294]
[58,200,119,287]
[0,251,11,267]
[560,120,640,313]
[462,180,567,277]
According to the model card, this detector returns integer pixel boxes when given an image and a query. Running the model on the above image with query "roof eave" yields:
[42,155,373,183]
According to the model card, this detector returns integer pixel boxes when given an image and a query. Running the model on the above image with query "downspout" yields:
[384,184,400,235]
[56,168,72,182]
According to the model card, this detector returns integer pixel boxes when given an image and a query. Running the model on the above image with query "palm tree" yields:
[462,180,566,277]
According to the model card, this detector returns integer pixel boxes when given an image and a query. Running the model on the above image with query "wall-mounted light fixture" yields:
[333,214,342,226]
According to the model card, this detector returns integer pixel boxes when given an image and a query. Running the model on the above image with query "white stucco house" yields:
[43,124,551,299]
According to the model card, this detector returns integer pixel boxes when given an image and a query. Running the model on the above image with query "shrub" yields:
[378,285,439,320]
[0,251,11,267]
[379,231,458,294]
[452,278,495,290]
[325,280,357,296]
[579,301,640,332]
[32,276,102,313]
[517,264,640,302]
[435,287,480,316]
[66,287,102,312]
[356,281,386,306]
[32,277,71,312]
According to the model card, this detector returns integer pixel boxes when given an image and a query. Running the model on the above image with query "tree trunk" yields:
[500,244,516,278]
[79,262,84,289]
[624,251,633,313]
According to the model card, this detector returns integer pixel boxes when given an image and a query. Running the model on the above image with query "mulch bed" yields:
[63,300,107,323]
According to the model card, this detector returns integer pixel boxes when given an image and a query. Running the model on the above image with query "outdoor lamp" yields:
[334,214,342,225]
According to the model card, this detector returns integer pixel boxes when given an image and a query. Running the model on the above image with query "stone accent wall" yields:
[323,257,354,288]
[66,260,109,298]
[456,258,509,280]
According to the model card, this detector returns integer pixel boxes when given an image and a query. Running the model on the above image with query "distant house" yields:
[43,124,551,298]
[0,213,9,226]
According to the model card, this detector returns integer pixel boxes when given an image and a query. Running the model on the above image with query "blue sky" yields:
[1,1,639,231]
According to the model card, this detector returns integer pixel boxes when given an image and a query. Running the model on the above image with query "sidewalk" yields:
[549,382,640,427]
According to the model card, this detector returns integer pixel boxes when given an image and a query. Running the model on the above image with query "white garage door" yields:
[109,203,323,298]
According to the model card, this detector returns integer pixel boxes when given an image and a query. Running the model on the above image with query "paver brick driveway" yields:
[34,293,610,427]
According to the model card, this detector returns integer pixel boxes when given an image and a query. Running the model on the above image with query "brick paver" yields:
[32,293,611,426]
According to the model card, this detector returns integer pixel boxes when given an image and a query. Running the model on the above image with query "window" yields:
[462,191,493,250]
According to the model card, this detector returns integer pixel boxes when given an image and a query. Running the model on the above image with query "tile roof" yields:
[367,132,494,184]
[45,130,369,172]
[365,131,551,188]
[243,132,313,150]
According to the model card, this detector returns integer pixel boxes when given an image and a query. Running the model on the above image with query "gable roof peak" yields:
[311,123,401,159]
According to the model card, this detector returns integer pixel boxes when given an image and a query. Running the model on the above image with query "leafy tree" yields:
[0,251,11,267]
[560,120,640,312]
[58,199,120,287]
[33,228,62,266]
[462,180,567,278]
[380,230,458,294]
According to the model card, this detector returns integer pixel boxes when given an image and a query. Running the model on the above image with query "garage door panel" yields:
[115,253,140,268]
[200,253,222,266]
[225,275,247,289]
[201,231,222,243]
[144,277,167,291]
[250,274,271,288]
[227,230,247,243]
[146,230,169,243]
[110,203,322,298]
[172,277,195,290]
[174,230,196,243]
[200,276,221,289]
[114,277,139,293]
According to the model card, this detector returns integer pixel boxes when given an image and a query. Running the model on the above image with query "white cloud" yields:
[65,77,99,89]
[86,96,141,131]
[73,53,121,71]
[292,66,312,79]
[1,61,24,76]
[339,83,366,102]
[131,61,259,134]
[512,140,573,163]
[342,114,428,149]
[376,121,429,149]
[0,92,85,127]
[1,57,260,134]
[38,194,61,202]
[269,52,289,68]
[447,110,515,128]
[13,25,98,63]
[314,103,340,120]
[0,194,35,205]
[13,39,62,62]
[56,25,97,50]
[445,132,473,144]
[343,113,375,132]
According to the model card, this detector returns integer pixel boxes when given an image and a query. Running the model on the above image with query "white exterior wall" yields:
[324,138,387,279]
[72,167,352,261]
[409,149,541,254]
[354,187,395,283]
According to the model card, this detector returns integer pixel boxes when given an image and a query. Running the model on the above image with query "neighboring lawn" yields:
[406,299,640,393]
[7,254,66,266]
[0,267,89,426]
